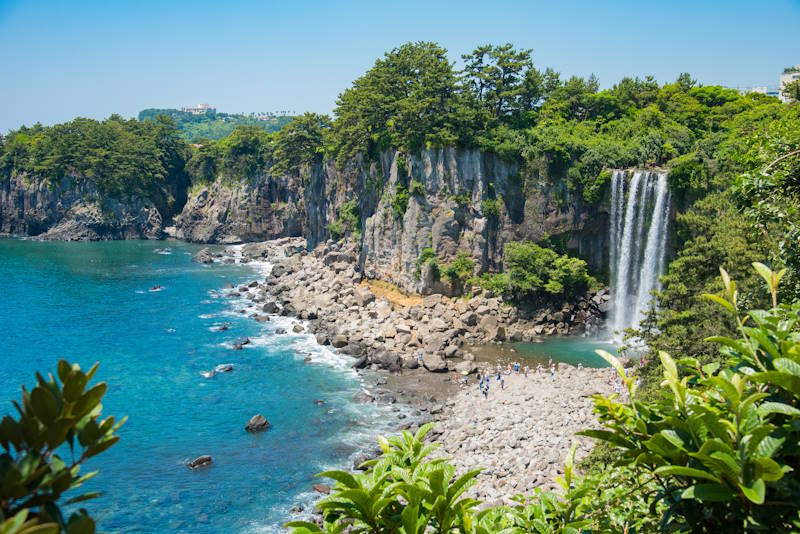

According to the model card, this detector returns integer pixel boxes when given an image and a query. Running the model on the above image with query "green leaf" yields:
[29,387,58,425]
[595,349,626,382]
[682,483,735,502]
[284,521,323,533]
[773,358,800,377]
[752,262,775,293]
[702,293,735,314]
[317,470,359,489]
[654,465,721,482]
[739,478,765,504]
[757,401,800,418]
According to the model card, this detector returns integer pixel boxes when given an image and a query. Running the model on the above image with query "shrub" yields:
[409,179,425,196]
[335,199,361,240]
[391,184,410,219]
[0,360,124,533]
[450,192,471,207]
[468,272,510,295]
[396,155,408,178]
[504,241,594,299]
[441,251,475,290]
[414,247,439,281]
[481,198,501,218]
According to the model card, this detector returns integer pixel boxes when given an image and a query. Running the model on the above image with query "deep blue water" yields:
[0,239,393,533]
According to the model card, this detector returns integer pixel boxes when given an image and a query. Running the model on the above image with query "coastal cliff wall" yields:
[0,175,164,240]
[174,148,610,293]
[1,148,611,291]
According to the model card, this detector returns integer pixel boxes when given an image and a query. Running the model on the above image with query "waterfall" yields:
[608,171,671,337]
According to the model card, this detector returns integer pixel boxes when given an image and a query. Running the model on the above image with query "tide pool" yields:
[0,239,393,533]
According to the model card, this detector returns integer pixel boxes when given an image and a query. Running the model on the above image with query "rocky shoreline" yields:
[204,237,609,378]
[203,236,622,513]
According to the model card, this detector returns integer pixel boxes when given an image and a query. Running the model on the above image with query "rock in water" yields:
[193,248,214,264]
[214,363,233,373]
[292,324,304,333]
[187,455,213,469]
[245,414,270,433]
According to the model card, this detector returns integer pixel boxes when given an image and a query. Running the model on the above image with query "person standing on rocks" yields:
[550,364,555,378]
[524,365,529,378]
[500,376,505,390]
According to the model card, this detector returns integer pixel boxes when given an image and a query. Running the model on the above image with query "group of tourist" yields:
[464,356,575,399]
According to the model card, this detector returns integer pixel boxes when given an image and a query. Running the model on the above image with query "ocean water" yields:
[0,239,395,533]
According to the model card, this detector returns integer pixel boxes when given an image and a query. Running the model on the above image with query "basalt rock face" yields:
[167,174,306,244]
[359,148,609,293]
[175,148,609,290]
[0,175,163,240]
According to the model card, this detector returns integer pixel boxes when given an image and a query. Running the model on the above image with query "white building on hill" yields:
[181,103,216,114]
[780,66,800,102]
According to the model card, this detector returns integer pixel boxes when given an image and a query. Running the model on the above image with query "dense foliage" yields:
[138,108,293,142]
[471,242,595,300]
[0,116,190,214]
[290,265,800,533]
[0,361,123,534]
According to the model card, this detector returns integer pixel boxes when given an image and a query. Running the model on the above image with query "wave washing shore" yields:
[208,237,623,518]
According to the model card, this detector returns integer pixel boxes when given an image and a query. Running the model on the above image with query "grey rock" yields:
[245,414,270,433]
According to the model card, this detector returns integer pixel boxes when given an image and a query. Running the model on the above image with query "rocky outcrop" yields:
[0,175,164,240]
[166,174,306,243]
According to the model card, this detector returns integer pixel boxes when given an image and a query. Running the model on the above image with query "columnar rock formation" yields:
[175,148,611,293]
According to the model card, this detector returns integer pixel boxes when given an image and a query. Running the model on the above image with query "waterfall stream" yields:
[608,170,671,336]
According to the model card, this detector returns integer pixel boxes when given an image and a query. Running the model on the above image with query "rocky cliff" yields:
[0,175,164,240]
[173,148,610,292]
[1,148,611,290]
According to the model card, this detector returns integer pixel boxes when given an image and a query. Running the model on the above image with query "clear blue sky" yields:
[1,0,799,132]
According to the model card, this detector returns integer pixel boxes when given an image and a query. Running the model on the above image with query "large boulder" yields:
[331,334,348,348]
[354,286,376,307]
[422,353,448,372]
[423,294,443,308]
[193,248,214,264]
[245,414,270,433]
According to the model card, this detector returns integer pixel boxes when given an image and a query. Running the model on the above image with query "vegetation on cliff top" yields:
[137,108,293,142]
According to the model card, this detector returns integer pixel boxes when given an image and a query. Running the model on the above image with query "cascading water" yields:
[608,170,671,337]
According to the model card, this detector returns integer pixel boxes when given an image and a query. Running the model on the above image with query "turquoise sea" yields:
[0,239,395,533]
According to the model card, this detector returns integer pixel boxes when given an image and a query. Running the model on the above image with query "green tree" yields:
[271,113,332,176]
[332,41,462,163]
[781,79,800,102]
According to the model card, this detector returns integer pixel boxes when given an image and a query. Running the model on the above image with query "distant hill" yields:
[137,108,294,141]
